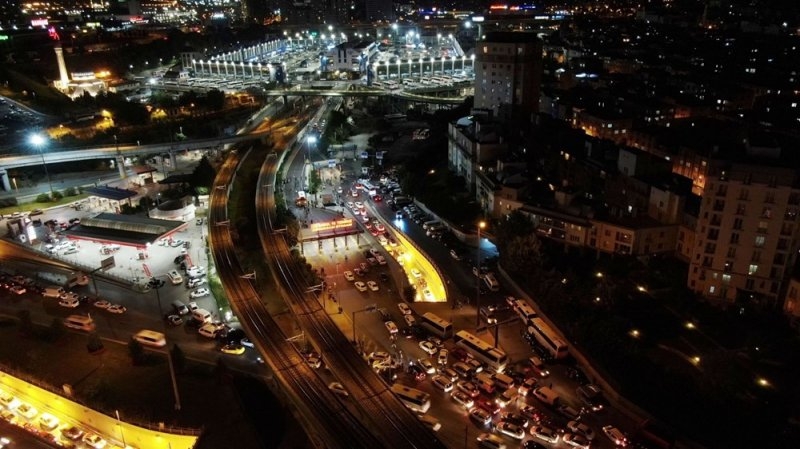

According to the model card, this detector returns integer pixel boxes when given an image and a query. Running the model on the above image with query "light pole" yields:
[29,133,53,198]
[305,135,317,191]
[476,221,486,328]
[352,304,377,352]
[115,409,126,447]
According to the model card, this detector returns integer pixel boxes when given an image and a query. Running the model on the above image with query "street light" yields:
[29,133,53,198]
[476,221,486,327]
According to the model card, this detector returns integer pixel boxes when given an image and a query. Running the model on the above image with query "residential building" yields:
[474,31,542,122]
[447,112,508,192]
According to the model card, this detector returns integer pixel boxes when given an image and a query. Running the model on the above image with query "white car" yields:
[602,425,628,447]
[198,323,220,338]
[456,380,480,397]
[354,281,368,292]
[411,268,422,278]
[563,433,592,449]
[15,403,37,419]
[93,300,111,309]
[106,304,127,314]
[567,421,596,440]
[422,288,435,301]
[403,314,416,327]
[418,358,436,374]
[190,287,210,298]
[9,285,25,295]
[186,266,206,278]
[384,321,398,334]
[343,271,355,281]
[367,281,379,291]
[431,375,453,392]
[82,433,107,449]
[437,349,448,365]
[58,298,80,308]
[531,425,560,444]
[167,270,183,285]
[328,382,349,397]
[419,340,438,355]
[397,302,412,315]
[451,390,474,409]
[38,413,59,430]
[346,202,355,209]
[187,277,207,288]
[495,421,525,440]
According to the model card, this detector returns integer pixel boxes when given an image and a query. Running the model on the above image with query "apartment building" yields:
[689,159,800,307]
[474,31,542,122]
[447,113,508,190]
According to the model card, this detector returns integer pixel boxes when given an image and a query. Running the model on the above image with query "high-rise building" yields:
[689,156,800,308]
[474,32,542,123]
[364,0,393,22]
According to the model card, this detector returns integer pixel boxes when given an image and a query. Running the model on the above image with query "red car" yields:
[451,347,470,362]
[373,195,383,202]
[474,395,500,415]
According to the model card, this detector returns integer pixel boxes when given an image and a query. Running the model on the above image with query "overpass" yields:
[0,132,269,192]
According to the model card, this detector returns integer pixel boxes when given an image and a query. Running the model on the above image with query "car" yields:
[346,201,355,209]
[367,281,379,291]
[61,425,85,440]
[419,340,438,355]
[519,378,538,397]
[190,287,210,298]
[220,343,245,355]
[418,358,436,374]
[167,270,183,285]
[456,380,480,397]
[450,249,462,260]
[166,314,183,326]
[403,314,416,327]
[29,209,43,216]
[59,291,79,301]
[410,268,422,278]
[495,421,525,440]
[187,277,207,288]
[576,384,607,412]
[0,410,14,423]
[409,364,427,381]
[37,412,59,430]
[82,432,107,449]
[305,353,322,369]
[474,396,500,415]
[499,412,529,429]
[528,356,550,378]
[106,304,127,314]
[9,285,25,295]
[369,351,391,363]
[469,407,493,426]
[58,298,80,308]
[465,357,484,373]
[602,425,628,446]
[422,288,435,301]
[344,271,355,281]
[531,425,560,444]
[451,390,474,409]
[557,404,582,420]
[563,433,592,449]
[15,403,37,419]
[384,321,398,334]
[439,367,459,382]
[397,302,412,315]
[240,338,254,348]
[359,262,369,273]
[436,347,450,365]
[354,281,368,292]
[520,405,546,423]
[328,382,349,397]
[567,421,596,440]
[186,265,206,277]
[198,322,221,338]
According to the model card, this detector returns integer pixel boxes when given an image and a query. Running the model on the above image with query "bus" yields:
[419,312,453,339]
[515,300,538,323]
[527,317,569,360]
[454,330,508,373]
[391,383,431,413]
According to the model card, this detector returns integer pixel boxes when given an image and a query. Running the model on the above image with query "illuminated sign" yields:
[31,18,49,27]
[310,218,354,233]
[0,35,8,41]
[48,26,60,40]
[472,16,485,22]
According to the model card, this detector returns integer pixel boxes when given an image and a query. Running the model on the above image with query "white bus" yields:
[419,312,453,339]
[527,317,569,360]
[515,300,538,323]
[391,383,431,413]
[454,330,508,373]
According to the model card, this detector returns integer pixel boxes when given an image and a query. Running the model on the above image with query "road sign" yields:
[376,151,384,160]
[100,256,115,271]
[360,151,369,159]
[328,159,337,168]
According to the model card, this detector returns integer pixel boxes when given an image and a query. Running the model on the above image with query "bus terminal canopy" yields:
[84,186,138,202]
[64,213,188,247]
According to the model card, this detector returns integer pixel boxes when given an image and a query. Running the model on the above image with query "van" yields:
[492,372,515,390]
[476,432,506,449]
[423,220,440,230]
[532,386,560,406]
[475,372,496,394]
[496,387,518,408]
[133,330,166,348]
[43,287,65,298]
[64,315,95,331]
[172,300,189,316]
[192,308,212,324]
[483,273,500,292]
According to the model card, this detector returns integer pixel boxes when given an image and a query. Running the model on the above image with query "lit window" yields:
[748,264,758,275]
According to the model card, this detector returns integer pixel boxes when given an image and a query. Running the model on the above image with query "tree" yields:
[35,193,51,203]
[17,310,33,336]
[87,332,104,353]
[191,156,216,189]
[171,344,186,373]
[128,337,145,364]
[502,234,543,276]
[308,169,322,196]
[206,89,226,111]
